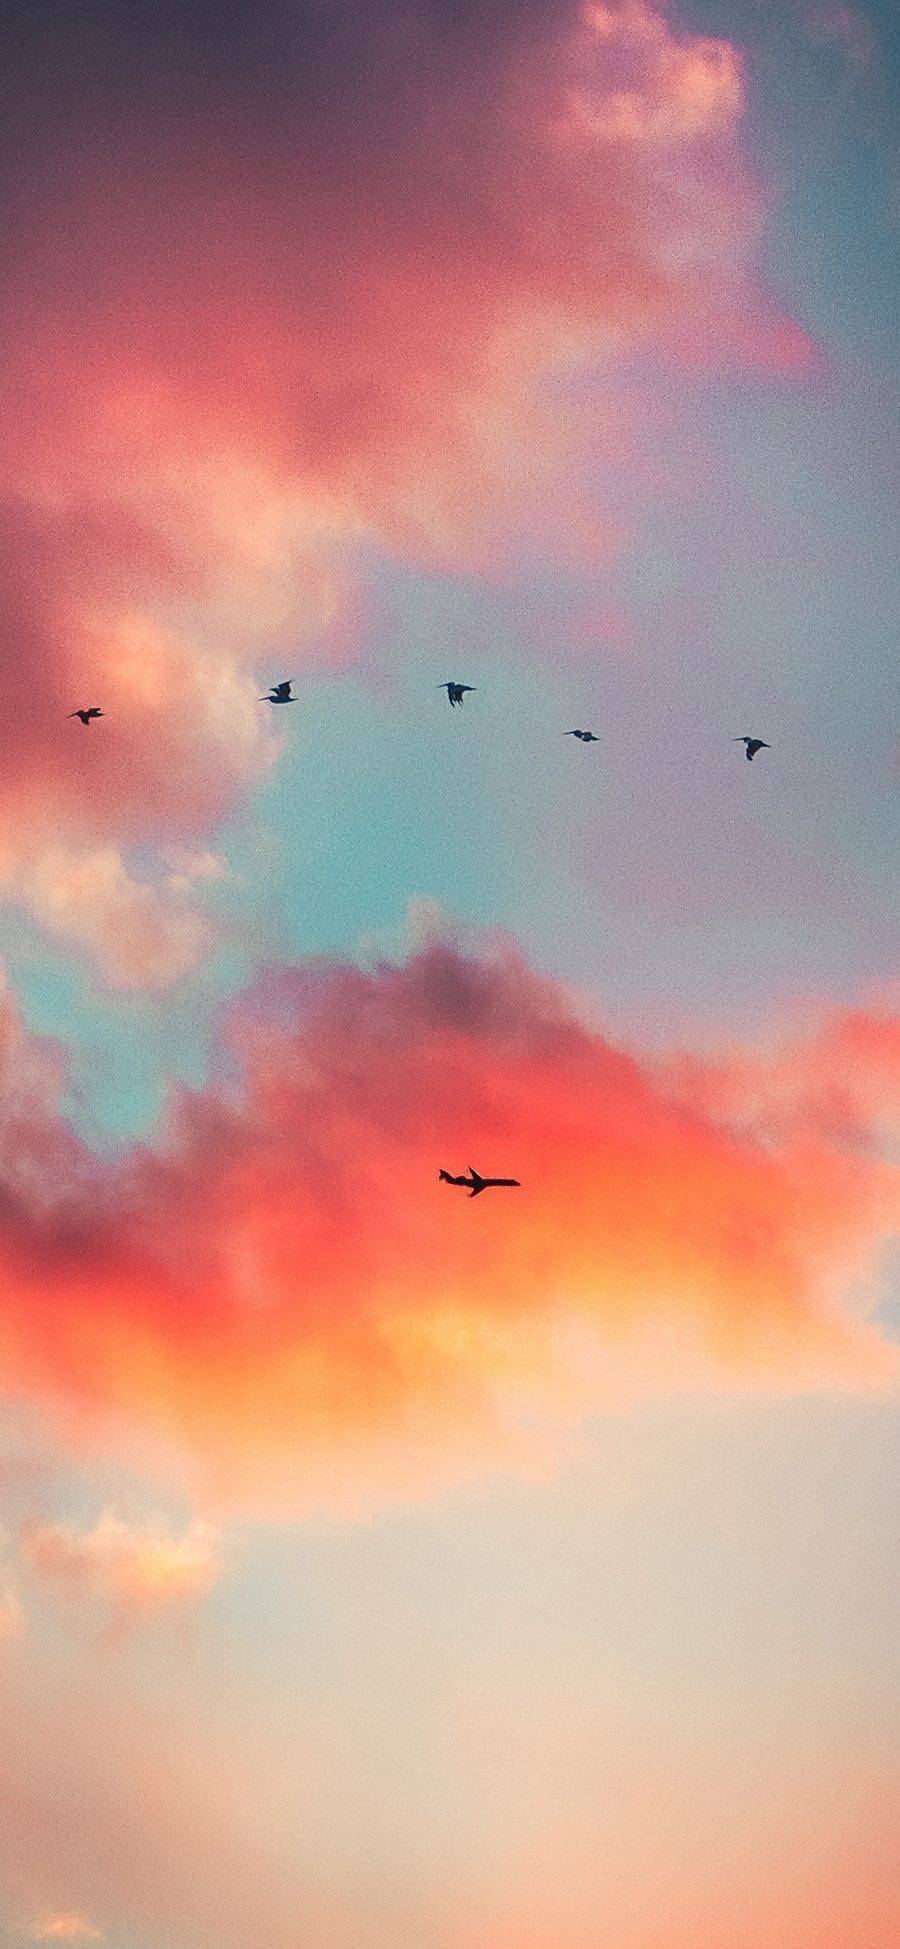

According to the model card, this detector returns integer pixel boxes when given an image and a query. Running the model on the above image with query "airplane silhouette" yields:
[68,708,104,725]
[260,680,295,703]
[564,729,599,743]
[439,1166,521,1197]
[735,736,770,761]
[439,683,475,707]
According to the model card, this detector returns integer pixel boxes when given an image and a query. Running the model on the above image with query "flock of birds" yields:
[66,676,773,1199]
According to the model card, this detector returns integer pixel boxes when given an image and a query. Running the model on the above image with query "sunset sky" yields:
[0,1,899,1943]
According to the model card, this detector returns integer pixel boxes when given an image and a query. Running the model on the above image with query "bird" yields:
[260,680,295,703]
[734,736,771,761]
[439,683,475,707]
[564,729,599,743]
[68,708,104,725]
[439,1166,521,1198]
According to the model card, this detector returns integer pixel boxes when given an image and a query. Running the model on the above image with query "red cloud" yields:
[0,930,893,1512]
[0,0,811,982]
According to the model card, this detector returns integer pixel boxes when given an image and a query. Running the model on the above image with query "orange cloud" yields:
[29,1917,103,1945]
[0,929,893,1511]
[22,1512,221,1615]
[0,0,809,982]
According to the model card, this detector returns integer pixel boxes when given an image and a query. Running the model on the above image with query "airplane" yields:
[439,683,475,707]
[260,680,295,703]
[68,707,104,725]
[734,736,770,761]
[439,1166,520,1197]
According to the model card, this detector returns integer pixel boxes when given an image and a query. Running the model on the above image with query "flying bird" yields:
[735,736,771,761]
[260,681,295,703]
[564,729,599,743]
[68,708,104,725]
[439,683,475,707]
[439,1167,521,1198]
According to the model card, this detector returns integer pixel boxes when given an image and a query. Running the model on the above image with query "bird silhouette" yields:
[735,737,770,761]
[439,1166,521,1198]
[260,680,295,703]
[564,729,599,743]
[68,708,104,725]
[439,683,475,707]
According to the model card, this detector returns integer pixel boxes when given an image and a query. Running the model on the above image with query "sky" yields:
[0,0,899,1943]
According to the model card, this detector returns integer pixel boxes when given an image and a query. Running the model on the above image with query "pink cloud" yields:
[0,1586,24,1646]
[0,0,812,982]
[802,1,875,70]
[570,604,636,653]
[9,847,215,991]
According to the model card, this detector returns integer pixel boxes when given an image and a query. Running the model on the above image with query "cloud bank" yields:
[0,0,810,982]
[0,929,893,1511]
